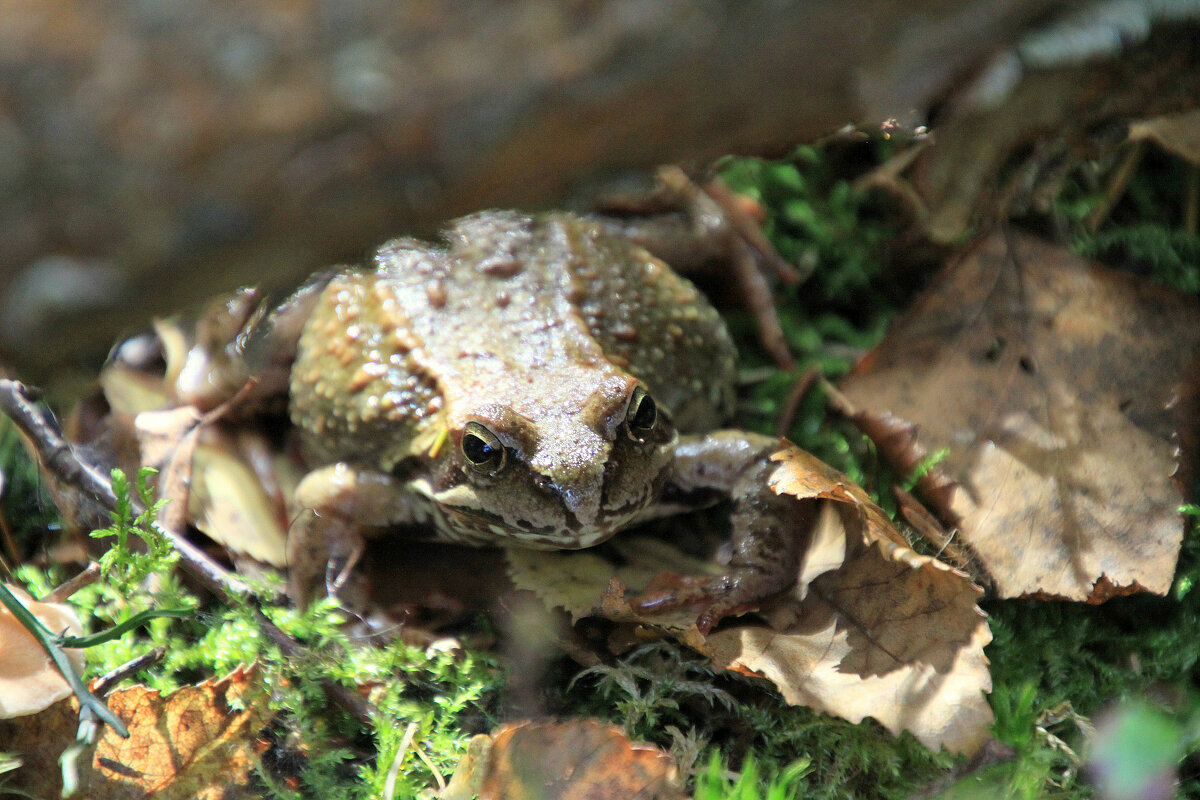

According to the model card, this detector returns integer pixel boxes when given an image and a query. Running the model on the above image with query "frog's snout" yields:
[525,421,610,528]
[530,458,606,531]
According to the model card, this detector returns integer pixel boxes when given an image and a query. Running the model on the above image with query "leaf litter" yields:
[833,231,1200,601]
[0,665,271,799]
[507,445,994,756]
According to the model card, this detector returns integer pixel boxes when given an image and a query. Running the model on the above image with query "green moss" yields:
[1074,223,1200,292]
[719,146,898,309]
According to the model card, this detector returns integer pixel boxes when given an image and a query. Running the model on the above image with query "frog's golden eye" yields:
[623,386,658,442]
[461,422,507,474]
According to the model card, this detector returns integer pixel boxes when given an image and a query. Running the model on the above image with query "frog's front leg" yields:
[636,431,816,633]
[288,462,424,608]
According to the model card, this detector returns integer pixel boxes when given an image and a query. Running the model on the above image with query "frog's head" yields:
[424,376,676,549]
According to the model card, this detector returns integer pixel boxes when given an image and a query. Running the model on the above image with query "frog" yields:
[273,207,812,632]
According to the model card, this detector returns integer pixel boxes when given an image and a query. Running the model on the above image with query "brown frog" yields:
[265,209,809,631]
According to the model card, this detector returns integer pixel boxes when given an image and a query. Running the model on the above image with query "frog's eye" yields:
[623,386,658,442]
[461,422,507,474]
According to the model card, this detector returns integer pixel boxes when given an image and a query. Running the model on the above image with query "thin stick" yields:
[0,504,19,567]
[1086,141,1144,233]
[383,721,420,800]
[0,379,252,600]
[775,365,821,438]
[91,646,166,696]
[0,378,378,724]
[46,562,102,603]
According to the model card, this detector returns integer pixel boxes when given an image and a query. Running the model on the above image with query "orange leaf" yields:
[92,665,273,799]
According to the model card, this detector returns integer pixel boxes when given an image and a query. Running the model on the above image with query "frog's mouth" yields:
[426,482,632,550]
[439,501,623,549]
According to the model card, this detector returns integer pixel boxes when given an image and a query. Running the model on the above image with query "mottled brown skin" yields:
[286,211,807,629]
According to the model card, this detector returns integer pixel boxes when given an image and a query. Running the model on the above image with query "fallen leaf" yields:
[508,446,994,755]
[0,584,85,718]
[835,232,1200,601]
[507,536,720,632]
[891,35,1200,244]
[134,405,205,536]
[441,718,686,800]
[188,435,291,567]
[92,665,272,799]
[134,395,291,567]
[0,666,270,799]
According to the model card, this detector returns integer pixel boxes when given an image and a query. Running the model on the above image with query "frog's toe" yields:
[631,572,783,635]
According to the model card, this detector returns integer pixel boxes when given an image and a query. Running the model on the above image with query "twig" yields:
[383,721,421,800]
[1086,140,1144,233]
[414,738,447,793]
[0,378,379,725]
[0,379,252,601]
[700,174,805,285]
[775,364,821,438]
[0,504,18,568]
[46,562,102,603]
[91,646,165,696]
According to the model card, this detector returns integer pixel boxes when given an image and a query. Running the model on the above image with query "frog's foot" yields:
[321,526,368,607]
[288,462,419,608]
[286,509,368,610]
[650,432,820,633]
[631,568,794,635]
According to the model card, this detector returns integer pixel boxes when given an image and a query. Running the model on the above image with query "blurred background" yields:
[0,0,1192,381]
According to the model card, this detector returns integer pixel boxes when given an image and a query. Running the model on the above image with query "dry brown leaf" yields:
[835,232,1200,601]
[134,405,205,536]
[91,665,272,799]
[506,536,720,632]
[0,666,270,799]
[441,718,686,800]
[188,437,290,567]
[507,446,993,755]
[893,34,1200,244]
[134,397,291,567]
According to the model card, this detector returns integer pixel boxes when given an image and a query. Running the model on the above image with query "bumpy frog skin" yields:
[284,210,810,630]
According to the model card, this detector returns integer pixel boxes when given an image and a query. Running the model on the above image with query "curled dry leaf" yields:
[186,435,294,568]
[441,718,686,800]
[0,585,85,718]
[507,445,993,756]
[87,305,292,568]
[835,232,1200,601]
[132,402,291,568]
